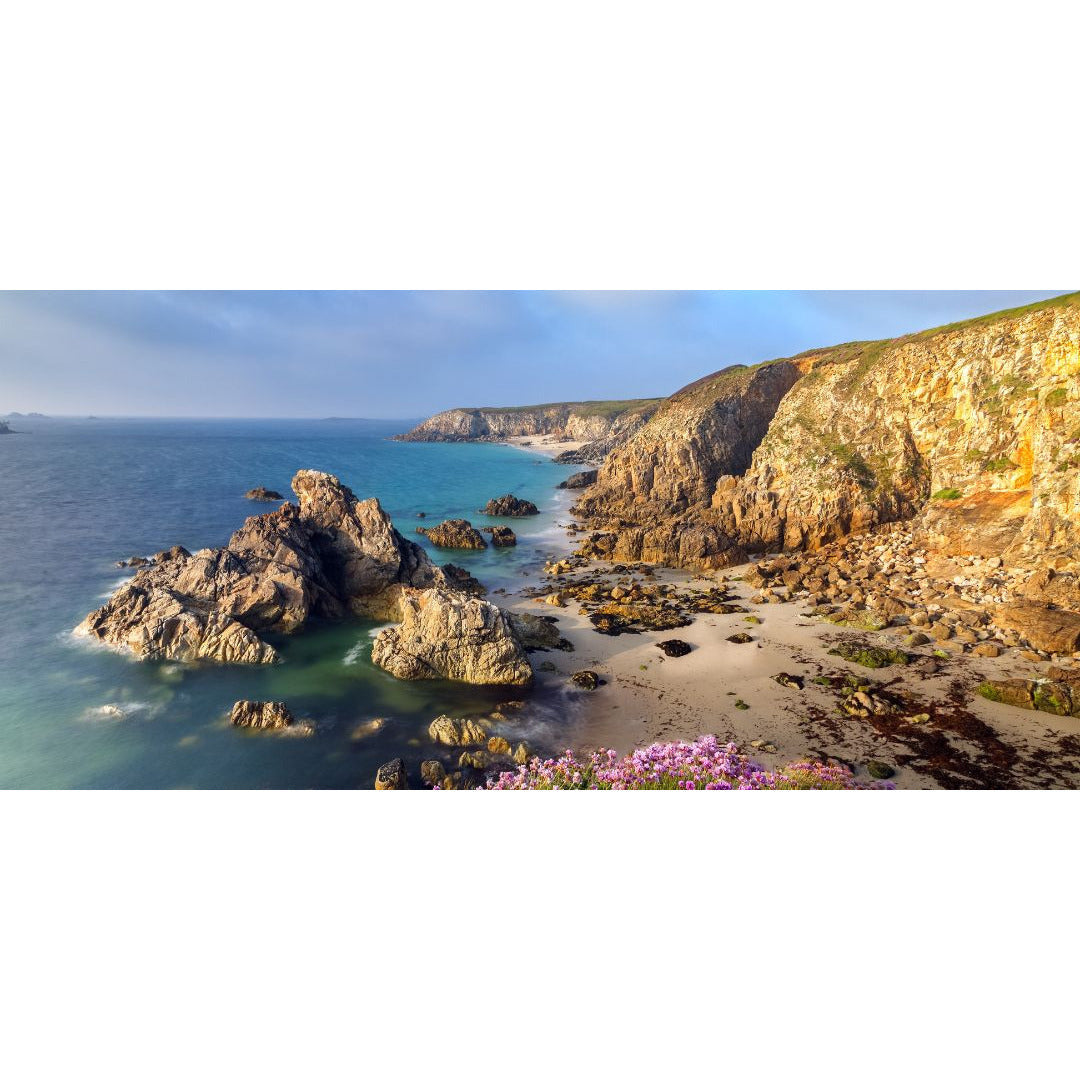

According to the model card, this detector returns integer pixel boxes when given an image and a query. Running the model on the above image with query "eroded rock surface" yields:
[78,470,444,664]
[481,494,539,517]
[371,588,533,686]
[230,700,296,730]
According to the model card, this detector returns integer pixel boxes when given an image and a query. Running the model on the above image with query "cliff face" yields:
[396,399,661,463]
[576,296,1080,571]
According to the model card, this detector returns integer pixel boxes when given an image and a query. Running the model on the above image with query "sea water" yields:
[0,417,581,788]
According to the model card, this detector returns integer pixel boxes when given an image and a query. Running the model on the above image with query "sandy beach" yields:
[500,537,1080,790]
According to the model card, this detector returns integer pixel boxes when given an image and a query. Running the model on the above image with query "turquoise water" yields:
[0,418,581,788]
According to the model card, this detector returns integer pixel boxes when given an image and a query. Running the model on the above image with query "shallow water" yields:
[0,417,581,788]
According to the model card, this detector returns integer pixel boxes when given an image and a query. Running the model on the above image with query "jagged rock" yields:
[571,670,600,691]
[657,639,692,657]
[487,736,512,756]
[244,486,284,501]
[77,470,444,663]
[116,555,152,568]
[416,519,487,549]
[480,494,539,517]
[558,470,598,490]
[440,563,487,596]
[481,525,517,546]
[375,758,408,790]
[420,760,447,787]
[428,715,490,747]
[372,589,533,685]
[513,742,530,765]
[229,700,296,730]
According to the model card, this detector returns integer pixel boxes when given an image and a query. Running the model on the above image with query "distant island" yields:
[3,412,49,419]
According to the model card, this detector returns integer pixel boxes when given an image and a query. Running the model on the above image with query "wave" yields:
[343,625,393,665]
[81,700,159,722]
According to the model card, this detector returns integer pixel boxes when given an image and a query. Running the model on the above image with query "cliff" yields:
[575,294,1080,571]
[396,399,661,464]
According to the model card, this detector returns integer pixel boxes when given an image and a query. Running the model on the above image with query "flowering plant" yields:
[484,735,888,790]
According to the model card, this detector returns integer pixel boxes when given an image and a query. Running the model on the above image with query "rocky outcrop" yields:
[481,525,516,546]
[244,486,284,501]
[0,420,12,435]
[991,602,1080,655]
[77,470,445,664]
[558,469,598,489]
[576,295,1080,571]
[229,700,296,729]
[481,494,539,517]
[416,519,487,549]
[371,588,533,686]
[428,715,490,746]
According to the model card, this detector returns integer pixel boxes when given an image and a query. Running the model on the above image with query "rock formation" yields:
[416,518,487,549]
[78,470,532,686]
[244,486,284,501]
[481,525,517,546]
[374,758,408,790]
[371,588,532,686]
[229,700,297,730]
[558,469,598,489]
[481,494,539,517]
[576,295,1080,572]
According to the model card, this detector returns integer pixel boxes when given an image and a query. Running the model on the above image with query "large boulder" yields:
[428,715,490,746]
[76,470,445,663]
[375,758,408,790]
[372,589,533,686]
[229,700,296,729]
[416,519,487,549]
[557,470,598,490]
[992,602,1080,655]
[481,525,517,546]
[480,494,539,517]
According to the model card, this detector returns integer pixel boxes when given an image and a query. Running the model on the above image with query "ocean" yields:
[0,417,582,788]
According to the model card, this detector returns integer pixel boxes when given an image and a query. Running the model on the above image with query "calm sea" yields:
[0,417,582,788]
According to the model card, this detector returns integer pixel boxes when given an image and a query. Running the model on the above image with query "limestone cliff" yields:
[576,294,1080,571]
[396,399,661,464]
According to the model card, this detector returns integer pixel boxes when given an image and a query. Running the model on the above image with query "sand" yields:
[501,434,587,459]
[505,556,1080,790]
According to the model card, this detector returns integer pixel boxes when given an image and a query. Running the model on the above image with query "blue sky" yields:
[0,290,1069,418]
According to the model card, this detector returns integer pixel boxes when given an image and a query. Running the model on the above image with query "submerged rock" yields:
[416,518,487,549]
[244,486,284,501]
[372,589,533,686]
[481,494,539,517]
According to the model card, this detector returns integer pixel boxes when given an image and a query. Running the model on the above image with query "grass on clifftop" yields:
[470,398,662,418]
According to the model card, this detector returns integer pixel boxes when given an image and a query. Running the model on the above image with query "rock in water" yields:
[557,470,598,490]
[416,518,487,549]
[571,670,601,691]
[372,589,533,686]
[375,759,408,790]
[244,486,284,501]
[420,760,447,787]
[77,470,445,665]
[481,525,517,546]
[480,494,539,517]
[230,700,296,730]
[428,715,490,746]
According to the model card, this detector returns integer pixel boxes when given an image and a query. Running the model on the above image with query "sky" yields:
[0,290,1070,418]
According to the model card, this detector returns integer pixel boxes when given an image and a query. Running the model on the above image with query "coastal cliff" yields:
[396,399,661,464]
[575,295,1080,571]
